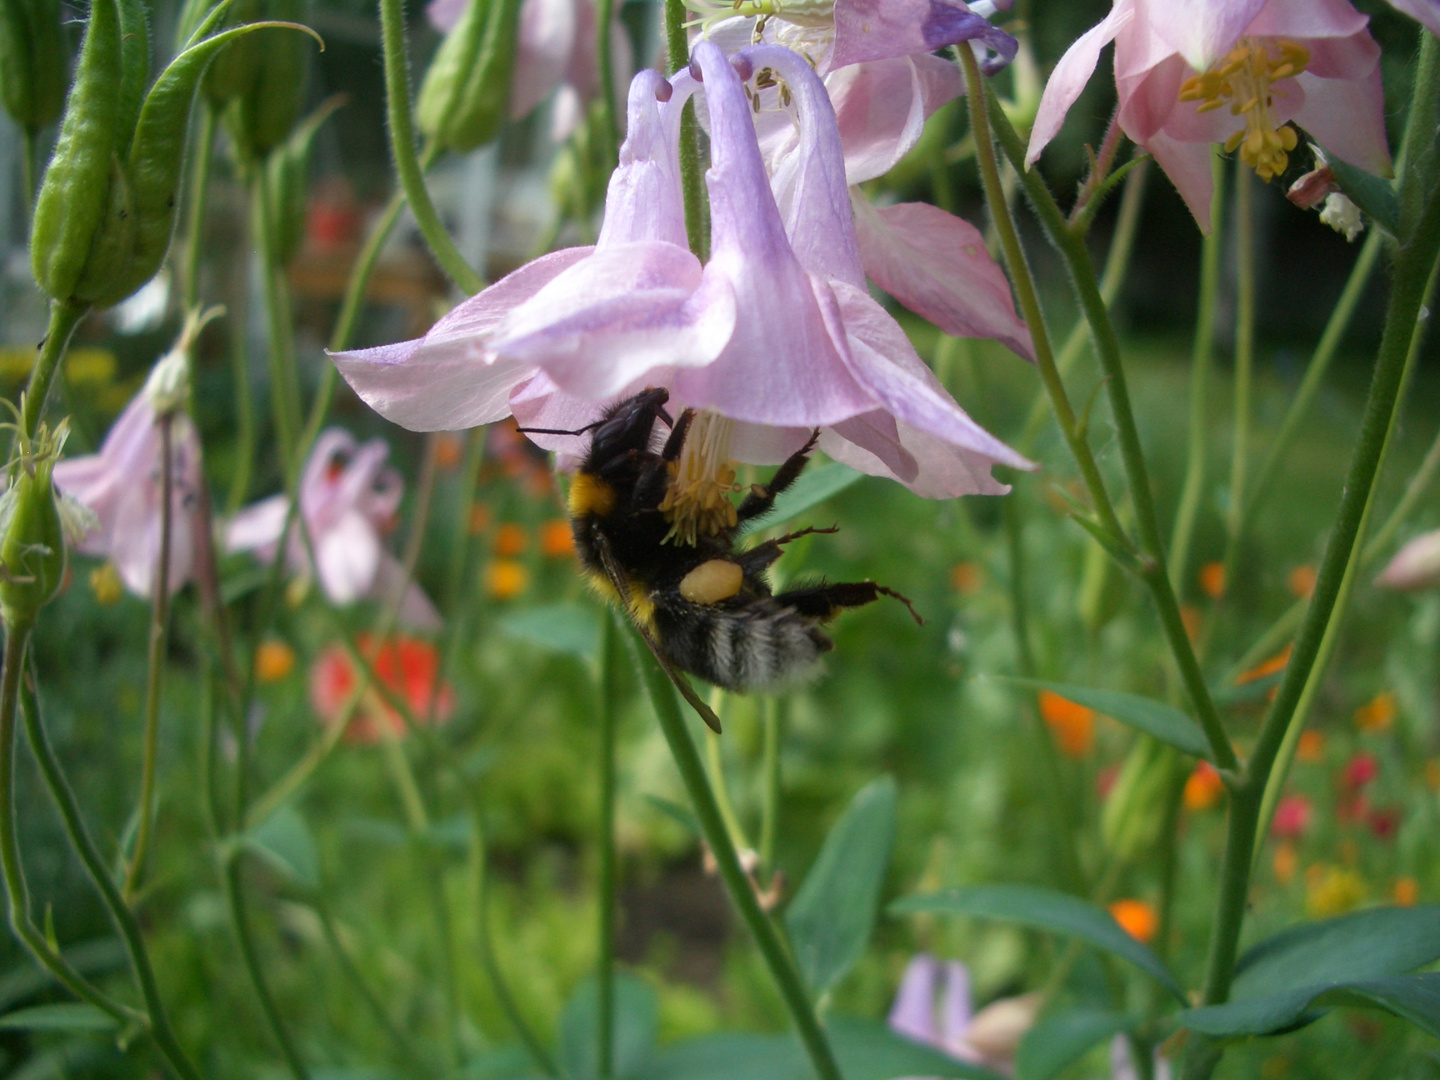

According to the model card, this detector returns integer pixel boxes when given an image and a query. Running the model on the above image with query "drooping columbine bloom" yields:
[227,430,441,630]
[53,320,207,599]
[1376,529,1440,591]
[888,954,1041,1071]
[334,43,1032,498]
[1026,0,1390,232]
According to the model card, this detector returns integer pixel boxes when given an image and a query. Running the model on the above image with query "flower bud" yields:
[416,0,524,154]
[211,0,313,165]
[0,421,87,629]
[0,0,67,134]
[1101,738,1184,861]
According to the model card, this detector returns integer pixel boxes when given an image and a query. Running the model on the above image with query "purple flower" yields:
[334,44,1032,498]
[887,954,1041,1074]
[227,430,441,630]
[53,350,204,599]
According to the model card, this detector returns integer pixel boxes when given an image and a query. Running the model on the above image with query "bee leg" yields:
[661,408,698,461]
[736,525,839,577]
[736,429,820,524]
[775,580,924,625]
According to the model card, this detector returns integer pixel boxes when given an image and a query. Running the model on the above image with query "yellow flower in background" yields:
[1354,692,1396,733]
[1296,730,1326,764]
[1273,843,1298,886]
[1288,564,1316,599]
[255,639,297,683]
[485,560,529,600]
[89,563,124,606]
[1305,864,1364,918]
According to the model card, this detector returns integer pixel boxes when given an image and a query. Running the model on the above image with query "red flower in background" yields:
[1270,794,1312,840]
[310,635,455,744]
[1344,753,1378,790]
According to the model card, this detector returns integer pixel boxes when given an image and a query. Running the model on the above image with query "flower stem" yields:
[253,172,303,476]
[17,655,203,1080]
[595,0,619,166]
[664,0,707,260]
[22,299,87,441]
[0,629,140,1028]
[377,0,484,295]
[976,72,1237,775]
[1226,163,1255,556]
[1169,151,1225,585]
[759,697,780,876]
[181,105,219,312]
[597,615,620,1080]
[124,414,174,900]
[632,642,841,1080]
[1365,413,1440,561]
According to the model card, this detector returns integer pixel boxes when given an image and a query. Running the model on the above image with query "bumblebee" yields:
[524,388,919,717]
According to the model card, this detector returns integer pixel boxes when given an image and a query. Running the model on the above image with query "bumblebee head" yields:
[587,387,672,468]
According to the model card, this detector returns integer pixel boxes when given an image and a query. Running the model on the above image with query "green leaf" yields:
[1182,973,1440,1039]
[748,462,864,533]
[786,776,897,995]
[244,804,320,893]
[499,602,601,661]
[635,1017,1004,1080]
[1325,154,1399,236]
[1016,1009,1133,1080]
[559,973,659,1080]
[996,678,1210,760]
[891,886,1185,1002]
[0,1002,118,1032]
[1318,975,1440,1038]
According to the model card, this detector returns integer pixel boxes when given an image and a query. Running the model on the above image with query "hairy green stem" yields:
[1169,152,1225,585]
[22,300,87,441]
[634,644,841,1080]
[377,0,484,295]
[18,657,202,1080]
[664,0,707,260]
[978,77,1236,774]
[125,414,173,900]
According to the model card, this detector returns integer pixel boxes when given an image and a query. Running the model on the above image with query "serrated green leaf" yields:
[1016,1009,1133,1080]
[786,776,897,995]
[498,602,601,661]
[892,885,1185,1002]
[0,1002,118,1032]
[995,678,1211,760]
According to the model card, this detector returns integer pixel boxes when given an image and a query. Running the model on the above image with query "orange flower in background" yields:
[1184,761,1224,811]
[540,520,576,558]
[255,639,296,683]
[1395,877,1419,906]
[1237,644,1292,685]
[1109,899,1158,944]
[1288,564,1317,598]
[950,562,983,595]
[1038,691,1094,757]
[469,503,492,536]
[1179,605,1201,644]
[309,635,454,744]
[1296,730,1326,764]
[434,433,464,471]
[485,560,529,600]
[494,523,528,557]
[1273,843,1298,885]
[1199,562,1226,599]
[1354,692,1396,733]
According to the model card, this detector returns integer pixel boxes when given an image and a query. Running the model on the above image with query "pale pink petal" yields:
[509,0,575,120]
[425,0,467,31]
[1247,0,1370,40]
[1115,49,1188,144]
[888,955,941,1045]
[1386,0,1440,35]
[597,70,694,249]
[820,411,918,483]
[831,0,1017,73]
[1293,67,1391,177]
[828,55,961,185]
[941,963,974,1045]
[1142,129,1217,232]
[225,495,289,557]
[316,511,382,604]
[821,419,1012,497]
[1027,3,1133,165]
[1376,530,1440,591]
[851,195,1034,361]
[330,247,592,432]
[1148,0,1266,71]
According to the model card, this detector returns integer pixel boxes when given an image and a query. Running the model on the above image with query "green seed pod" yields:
[416,0,523,154]
[114,0,151,158]
[266,94,344,266]
[195,0,259,104]
[71,155,136,303]
[0,0,68,134]
[215,0,312,164]
[1101,737,1183,862]
[30,0,123,301]
[0,424,71,630]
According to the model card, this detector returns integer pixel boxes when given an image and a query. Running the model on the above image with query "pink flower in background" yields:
[888,953,1041,1071]
[427,0,631,140]
[1376,529,1440,591]
[1026,0,1390,232]
[227,430,441,630]
[54,365,203,600]
[1270,793,1312,839]
[1344,752,1378,789]
[333,43,1032,498]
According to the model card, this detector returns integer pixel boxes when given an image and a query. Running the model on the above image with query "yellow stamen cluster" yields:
[1179,38,1309,181]
[681,0,833,35]
[659,411,742,546]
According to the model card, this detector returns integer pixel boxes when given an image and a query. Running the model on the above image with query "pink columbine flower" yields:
[333,43,1032,498]
[1026,0,1390,232]
[888,954,1041,1072]
[1376,529,1440,591]
[227,430,441,630]
[53,335,205,599]
[427,0,631,141]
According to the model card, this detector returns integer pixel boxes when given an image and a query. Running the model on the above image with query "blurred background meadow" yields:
[1,0,1439,1077]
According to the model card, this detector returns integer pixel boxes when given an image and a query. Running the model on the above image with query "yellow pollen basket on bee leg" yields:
[1179,38,1309,181]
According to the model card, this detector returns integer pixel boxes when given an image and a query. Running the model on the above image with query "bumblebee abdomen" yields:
[652,598,832,693]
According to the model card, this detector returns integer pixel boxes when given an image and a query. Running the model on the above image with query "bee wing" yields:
[592,531,724,735]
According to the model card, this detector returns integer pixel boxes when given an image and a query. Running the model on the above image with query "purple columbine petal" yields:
[829,54,962,185]
[1026,3,1133,165]
[851,194,1034,361]
[941,962,973,1046]
[226,494,288,557]
[888,954,942,1044]
[597,69,695,248]
[1149,0,1266,71]
[831,0,1018,74]
[820,411,919,483]
[315,510,383,604]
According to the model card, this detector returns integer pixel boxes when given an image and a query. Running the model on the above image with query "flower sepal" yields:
[0,415,86,629]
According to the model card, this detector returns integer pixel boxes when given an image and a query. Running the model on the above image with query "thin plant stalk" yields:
[1169,151,1225,585]
[124,414,174,900]
[632,644,842,1080]
[22,300,87,441]
[377,0,484,295]
[759,696,780,875]
[17,657,203,1080]
[1363,412,1440,561]
[594,0,619,165]
[182,105,220,312]
[1226,163,1255,556]
[597,615,621,1080]
[254,172,304,476]
[972,66,1237,775]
